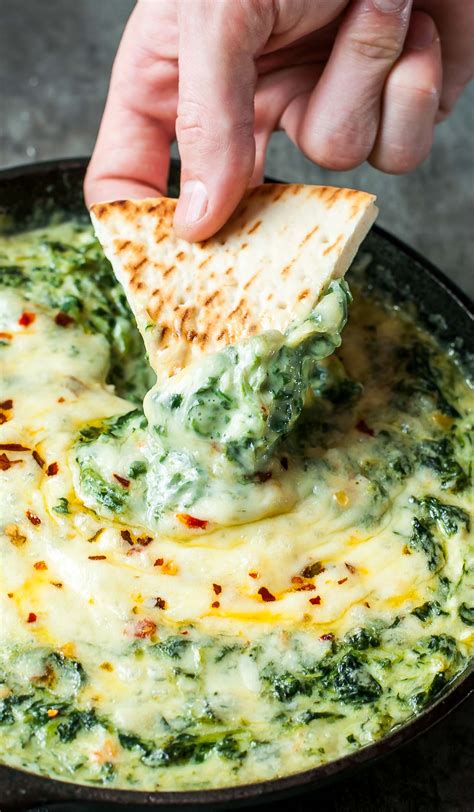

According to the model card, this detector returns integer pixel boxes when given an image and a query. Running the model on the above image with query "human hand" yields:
[85,0,474,242]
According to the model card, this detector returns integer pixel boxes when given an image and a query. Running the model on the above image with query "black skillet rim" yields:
[0,157,472,810]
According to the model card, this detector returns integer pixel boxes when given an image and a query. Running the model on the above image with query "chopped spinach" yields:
[345,627,380,650]
[417,439,468,492]
[458,604,474,627]
[78,465,127,512]
[411,496,470,536]
[393,342,459,417]
[57,709,99,742]
[331,654,382,705]
[154,637,192,659]
[408,518,444,571]
[52,497,70,515]
[411,601,446,622]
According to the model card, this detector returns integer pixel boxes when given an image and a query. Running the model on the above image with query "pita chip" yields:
[91,184,377,382]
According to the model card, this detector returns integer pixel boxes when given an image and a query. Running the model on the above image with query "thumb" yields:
[173,1,273,241]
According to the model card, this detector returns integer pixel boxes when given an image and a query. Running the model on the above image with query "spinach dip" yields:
[0,218,472,791]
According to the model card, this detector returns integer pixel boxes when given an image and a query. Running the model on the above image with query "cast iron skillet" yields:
[0,158,472,811]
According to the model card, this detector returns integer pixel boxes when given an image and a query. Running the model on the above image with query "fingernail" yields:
[176,180,208,226]
[373,0,409,12]
[405,14,436,50]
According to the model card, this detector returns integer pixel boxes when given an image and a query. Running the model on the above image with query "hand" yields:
[85,0,474,242]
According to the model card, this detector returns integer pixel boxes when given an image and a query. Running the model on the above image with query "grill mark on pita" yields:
[240,242,248,250]
[281,261,294,277]
[163,265,176,277]
[176,251,186,261]
[323,234,343,255]
[298,289,309,301]
[132,256,146,271]
[299,225,319,247]
[243,275,256,290]
[325,189,340,207]
[114,239,130,251]
[198,256,211,269]
[248,220,262,235]
[228,298,246,319]
[272,187,287,202]
[204,291,219,306]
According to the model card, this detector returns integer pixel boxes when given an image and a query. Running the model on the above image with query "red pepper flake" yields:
[34,561,47,571]
[32,450,45,469]
[137,536,152,547]
[0,414,7,425]
[57,397,65,403]
[296,583,316,591]
[180,630,189,636]
[113,473,130,488]
[19,311,36,327]
[154,557,164,567]
[27,612,37,623]
[211,601,220,609]
[345,562,357,574]
[338,577,348,585]
[0,453,22,471]
[255,470,272,483]
[46,462,59,477]
[154,597,167,610]
[364,601,371,609]
[0,400,13,410]
[309,595,321,605]
[88,555,106,561]
[176,513,208,529]
[280,456,289,470]
[134,618,156,638]
[54,311,75,327]
[248,571,259,579]
[258,586,276,602]
[355,419,375,437]
[320,633,335,642]
[51,582,63,588]
[212,583,222,595]
[121,529,133,545]
[402,545,411,555]
[0,443,30,451]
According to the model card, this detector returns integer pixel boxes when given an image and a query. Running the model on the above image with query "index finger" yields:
[84,2,176,206]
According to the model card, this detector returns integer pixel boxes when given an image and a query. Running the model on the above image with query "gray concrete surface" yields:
[2,2,473,810]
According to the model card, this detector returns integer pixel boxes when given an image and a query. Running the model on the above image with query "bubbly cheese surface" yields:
[0,221,473,791]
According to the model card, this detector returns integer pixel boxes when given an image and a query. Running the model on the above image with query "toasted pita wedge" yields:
[91,184,377,382]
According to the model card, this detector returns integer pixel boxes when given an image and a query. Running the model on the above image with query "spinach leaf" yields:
[458,603,474,627]
[417,439,468,492]
[408,518,444,571]
[331,654,382,705]
[411,496,470,536]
